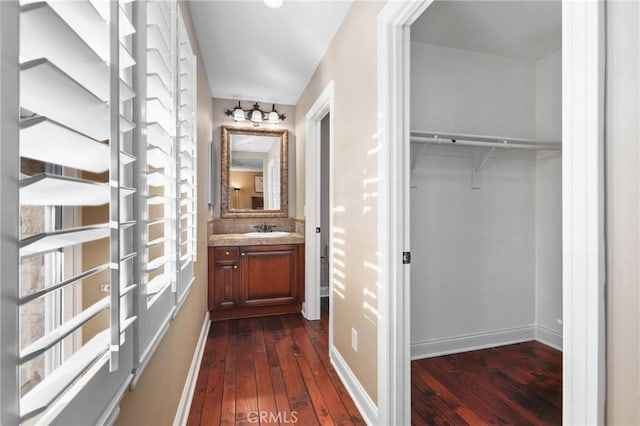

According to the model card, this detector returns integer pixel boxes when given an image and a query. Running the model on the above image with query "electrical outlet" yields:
[351,327,358,352]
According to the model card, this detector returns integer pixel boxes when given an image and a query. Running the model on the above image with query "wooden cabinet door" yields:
[208,247,240,310]
[240,244,298,307]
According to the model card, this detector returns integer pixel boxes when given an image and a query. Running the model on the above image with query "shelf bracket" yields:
[471,143,502,189]
[475,145,498,173]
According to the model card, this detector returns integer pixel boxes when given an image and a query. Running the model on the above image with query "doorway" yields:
[377,1,606,425]
[319,113,331,309]
[304,81,334,333]
[409,2,563,422]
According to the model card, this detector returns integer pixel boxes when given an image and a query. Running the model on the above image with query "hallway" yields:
[187,301,364,425]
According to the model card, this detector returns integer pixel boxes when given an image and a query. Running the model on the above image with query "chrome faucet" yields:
[254,222,277,233]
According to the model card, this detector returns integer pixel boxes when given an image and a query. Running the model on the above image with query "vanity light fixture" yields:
[225,101,286,126]
[264,0,284,8]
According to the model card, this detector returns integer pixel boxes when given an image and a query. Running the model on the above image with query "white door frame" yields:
[304,81,335,323]
[377,1,606,425]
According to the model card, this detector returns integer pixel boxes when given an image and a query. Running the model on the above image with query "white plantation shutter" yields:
[175,7,197,309]
[1,0,198,423]
[9,0,138,424]
[131,0,176,385]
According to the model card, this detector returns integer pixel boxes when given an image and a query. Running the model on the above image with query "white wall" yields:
[410,42,535,138]
[410,42,563,357]
[410,147,537,357]
[535,51,562,141]
[534,51,562,348]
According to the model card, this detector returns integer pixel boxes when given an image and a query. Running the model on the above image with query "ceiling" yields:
[230,134,278,171]
[188,0,353,105]
[231,134,278,153]
[411,1,561,60]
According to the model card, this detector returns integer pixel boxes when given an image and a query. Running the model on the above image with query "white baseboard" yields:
[173,313,211,426]
[411,325,536,360]
[320,286,329,298]
[330,346,377,425]
[535,325,563,351]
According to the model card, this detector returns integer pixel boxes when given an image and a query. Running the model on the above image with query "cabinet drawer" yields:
[215,247,239,260]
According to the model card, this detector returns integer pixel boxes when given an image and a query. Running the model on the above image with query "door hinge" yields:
[402,251,411,265]
[316,227,321,233]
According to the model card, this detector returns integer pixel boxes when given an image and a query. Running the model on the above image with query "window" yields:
[176,7,197,306]
[1,0,198,423]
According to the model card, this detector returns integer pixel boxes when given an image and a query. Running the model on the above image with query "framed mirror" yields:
[220,126,288,218]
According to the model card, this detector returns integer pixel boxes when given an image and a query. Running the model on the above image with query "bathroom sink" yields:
[244,231,290,238]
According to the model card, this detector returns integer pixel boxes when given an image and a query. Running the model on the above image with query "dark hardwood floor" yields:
[189,298,561,426]
[411,341,562,425]
[187,298,364,426]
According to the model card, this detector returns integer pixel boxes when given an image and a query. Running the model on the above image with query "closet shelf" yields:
[410,130,561,150]
[20,224,110,257]
[20,173,109,206]
[20,117,109,173]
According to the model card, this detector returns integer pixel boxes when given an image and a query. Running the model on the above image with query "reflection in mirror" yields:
[221,126,288,218]
[230,134,280,210]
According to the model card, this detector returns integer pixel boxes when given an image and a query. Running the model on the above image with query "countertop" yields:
[208,232,305,247]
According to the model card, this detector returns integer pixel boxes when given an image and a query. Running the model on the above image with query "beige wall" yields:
[605,0,640,423]
[115,2,212,425]
[295,1,384,403]
[211,97,296,218]
[229,170,263,209]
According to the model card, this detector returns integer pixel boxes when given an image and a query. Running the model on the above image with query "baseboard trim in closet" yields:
[410,325,536,360]
[535,325,563,351]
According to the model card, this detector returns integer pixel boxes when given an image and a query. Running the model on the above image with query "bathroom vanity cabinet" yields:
[208,244,304,320]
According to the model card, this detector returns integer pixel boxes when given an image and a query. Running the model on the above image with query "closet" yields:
[409,1,562,422]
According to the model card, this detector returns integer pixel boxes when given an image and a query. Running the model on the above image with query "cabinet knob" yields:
[241,252,246,256]
[233,265,238,269]
[225,251,230,255]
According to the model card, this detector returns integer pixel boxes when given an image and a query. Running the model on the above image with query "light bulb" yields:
[268,111,280,124]
[264,0,283,8]
[250,110,263,123]
[233,108,245,122]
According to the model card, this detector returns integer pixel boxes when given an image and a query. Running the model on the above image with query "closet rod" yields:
[410,135,562,151]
